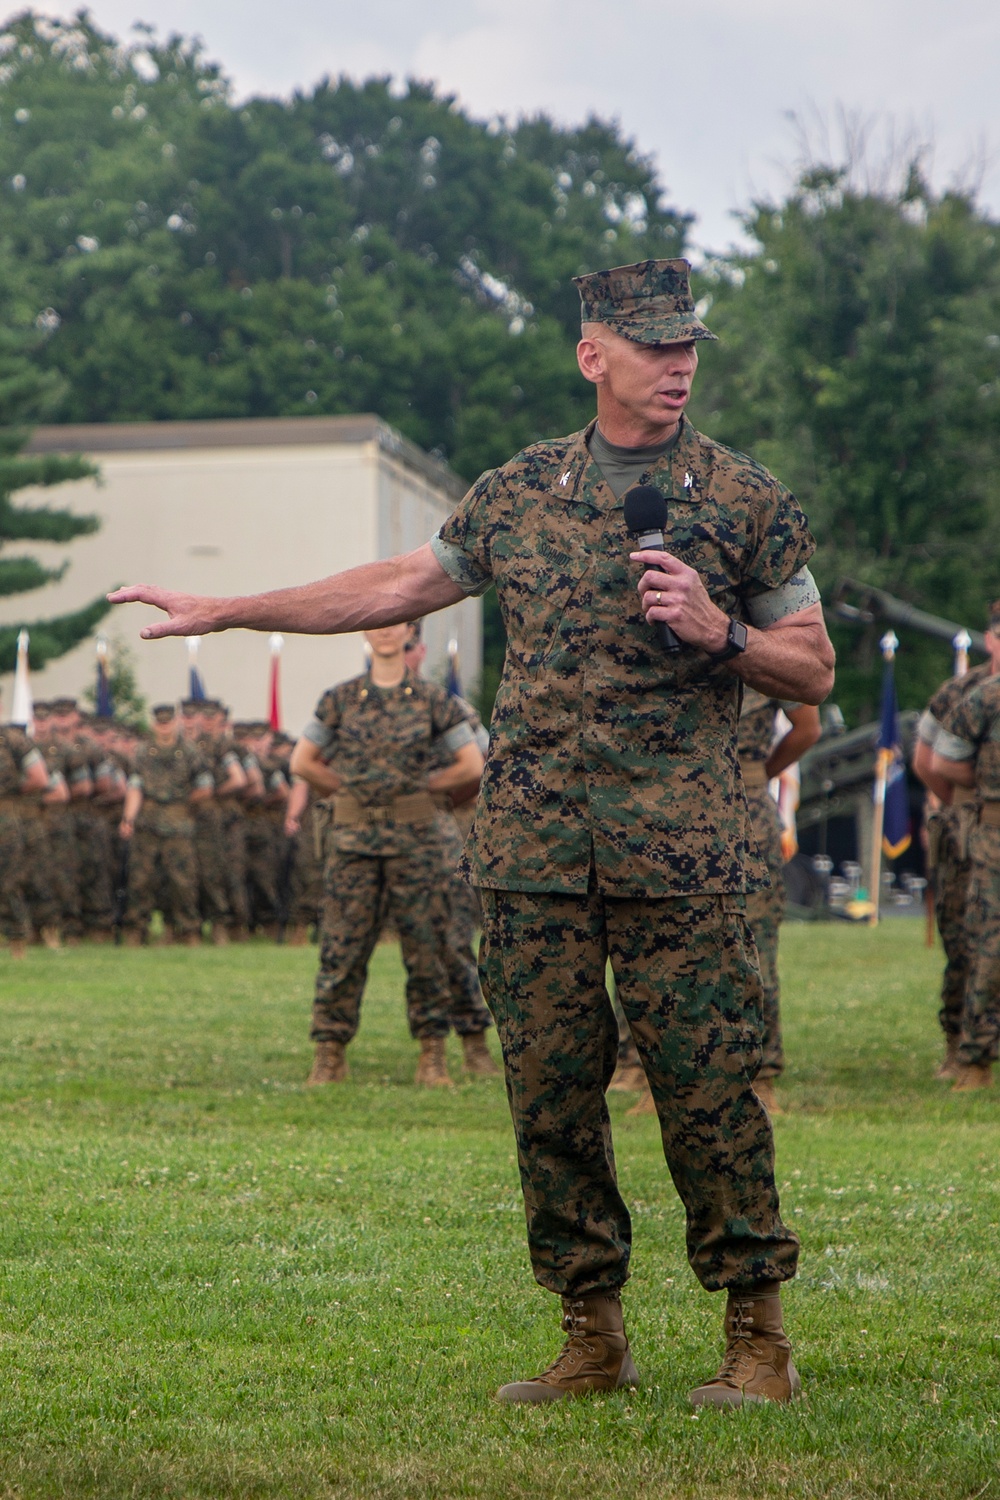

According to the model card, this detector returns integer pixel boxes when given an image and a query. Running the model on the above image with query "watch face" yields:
[732,620,749,651]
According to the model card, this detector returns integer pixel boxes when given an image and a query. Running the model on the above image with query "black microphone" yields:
[623,484,681,653]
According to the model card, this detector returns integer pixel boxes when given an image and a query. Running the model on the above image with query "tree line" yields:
[1,11,997,720]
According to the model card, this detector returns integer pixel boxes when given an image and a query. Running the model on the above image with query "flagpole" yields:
[868,631,898,928]
[12,628,33,733]
[953,628,971,679]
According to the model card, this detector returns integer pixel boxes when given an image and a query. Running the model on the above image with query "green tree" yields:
[691,162,1000,723]
[0,251,108,673]
[0,11,690,479]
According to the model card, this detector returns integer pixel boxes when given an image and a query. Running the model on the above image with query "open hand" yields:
[107,585,221,640]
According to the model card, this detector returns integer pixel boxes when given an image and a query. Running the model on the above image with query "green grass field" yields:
[1,923,998,1499]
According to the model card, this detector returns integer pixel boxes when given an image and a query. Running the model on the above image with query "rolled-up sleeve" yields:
[745,567,822,627]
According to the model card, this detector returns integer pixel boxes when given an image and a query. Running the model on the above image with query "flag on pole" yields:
[11,628,32,732]
[445,637,463,699]
[186,636,206,701]
[95,635,113,717]
[268,634,283,731]
[877,636,911,859]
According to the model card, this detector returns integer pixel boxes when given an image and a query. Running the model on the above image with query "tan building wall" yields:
[0,415,481,734]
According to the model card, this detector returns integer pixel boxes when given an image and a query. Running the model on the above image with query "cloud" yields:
[17,0,1000,250]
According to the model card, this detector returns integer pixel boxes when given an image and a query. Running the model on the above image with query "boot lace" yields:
[539,1299,594,1378]
[715,1298,756,1384]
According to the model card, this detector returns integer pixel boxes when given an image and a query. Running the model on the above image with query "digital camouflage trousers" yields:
[927,806,975,1038]
[478,884,799,1299]
[960,824,1000,1065]
[0,812,29,941]
[123,827,199,939]
[744,786,785,1079]
[312,845,454,1043]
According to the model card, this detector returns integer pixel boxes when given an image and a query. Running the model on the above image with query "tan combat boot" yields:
[689,1290,800,1408]
[306,1040,349,1085]
[952,1061,993,1091]
[415,1035,454,1088]
[934,1035,962,1080]
[285,923,310,947]
[9,939,27,960]
[497,1292,640,1403]
[754,1078,784,1116]
[461,1031,500,1077]
[212,925,230,947]
[40,925,62,951]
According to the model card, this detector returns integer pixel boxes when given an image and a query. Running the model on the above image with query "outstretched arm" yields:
[109,542,466,640]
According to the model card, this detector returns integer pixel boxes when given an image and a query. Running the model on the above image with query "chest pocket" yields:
[492,495,606,672]
[662,494,748,609]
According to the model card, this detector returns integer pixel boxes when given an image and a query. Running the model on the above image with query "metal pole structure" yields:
[868,630,898,927]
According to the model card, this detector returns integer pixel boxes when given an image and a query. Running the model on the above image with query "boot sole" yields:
[497,1353,640,1403]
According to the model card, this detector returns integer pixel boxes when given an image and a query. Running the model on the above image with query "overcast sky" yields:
[9,0,1000,253]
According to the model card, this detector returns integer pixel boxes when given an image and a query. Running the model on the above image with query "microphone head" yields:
[623,484,668,536]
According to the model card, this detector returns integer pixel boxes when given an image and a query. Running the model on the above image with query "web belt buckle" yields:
[366,804,390,824]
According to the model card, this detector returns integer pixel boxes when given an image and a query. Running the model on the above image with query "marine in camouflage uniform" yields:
[428,258,831,1404]
[203,705,251,936]
[915,661,994,1070]
[32,703,84,943]
[185,699,246,941]
[401,624,497,1072]
[736,692,822,1085]
[932,607,1000,1088]
[285,785,323,940]
[240,724,289,934]
[109,258,834,1407]
[0,721,48,953]
[74,716,117,941]
[297,627,481,1084]
[119,705,214,944]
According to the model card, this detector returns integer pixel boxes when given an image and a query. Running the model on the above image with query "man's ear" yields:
[576,336,605,386]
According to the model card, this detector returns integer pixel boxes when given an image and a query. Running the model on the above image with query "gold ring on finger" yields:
[656,591,662,604]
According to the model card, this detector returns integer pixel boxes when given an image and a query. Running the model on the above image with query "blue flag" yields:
[445,644,463,699]
[877,655,911,859]
[189,664,206,701]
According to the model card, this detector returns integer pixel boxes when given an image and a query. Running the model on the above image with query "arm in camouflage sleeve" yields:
[633,545,835,705]
[108,543,464,641]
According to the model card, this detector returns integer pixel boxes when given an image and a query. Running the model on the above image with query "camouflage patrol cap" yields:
[573,258,717,346]
[151,703,176,721]
[50,696,78,714]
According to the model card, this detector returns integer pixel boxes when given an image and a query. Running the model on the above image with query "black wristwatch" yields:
[706,616,749,663]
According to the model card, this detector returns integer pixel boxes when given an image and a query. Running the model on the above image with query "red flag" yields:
[268,634,283,731]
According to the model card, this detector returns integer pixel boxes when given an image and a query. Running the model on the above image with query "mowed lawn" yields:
[0,923,997,1500]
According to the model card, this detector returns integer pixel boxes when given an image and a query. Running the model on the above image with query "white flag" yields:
[11,629,33,733]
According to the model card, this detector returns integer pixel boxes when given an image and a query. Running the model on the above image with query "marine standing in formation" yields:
[925,601,1000,1089]
[290,623,485,1087]
[402,620,499,1075]
[119,703,215,945]
[735,692,820,1113]
[111,256,835,1409]
[0,686,50,958]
